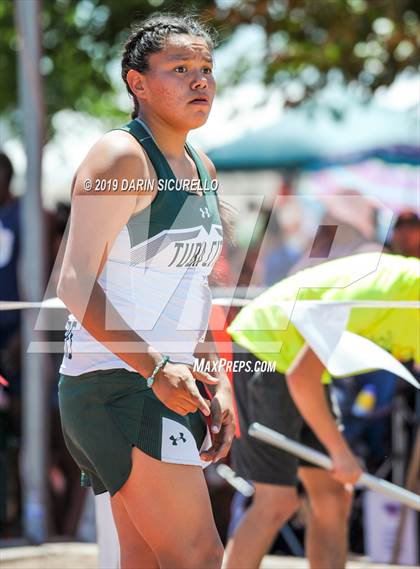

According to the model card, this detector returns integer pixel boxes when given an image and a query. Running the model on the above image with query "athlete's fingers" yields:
[176,395,201,414]
[190,368,219,385]
[171,401,193,416]
[200,448,214,461]
[210,397,222,434]
[201,447,227,462]
[213,422,235,461]
[183,379,211,416]
[201,421,235,462]
[330,453,363,485]
[331,470,361,486]
[214,423,235,461]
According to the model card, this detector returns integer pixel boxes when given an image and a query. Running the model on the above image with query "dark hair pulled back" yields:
[121,13,216,119]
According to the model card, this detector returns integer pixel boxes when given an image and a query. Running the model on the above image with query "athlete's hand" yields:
[330,446,363,485]
[200,387,236,463]
[152,362,219,416]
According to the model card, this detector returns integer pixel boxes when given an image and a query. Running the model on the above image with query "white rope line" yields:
[214,299,420,309]
[0,298,419,311]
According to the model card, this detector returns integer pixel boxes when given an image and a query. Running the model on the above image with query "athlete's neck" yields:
[136,113,188,161]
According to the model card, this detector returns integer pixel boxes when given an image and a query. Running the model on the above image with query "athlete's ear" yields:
[126,69,146,99]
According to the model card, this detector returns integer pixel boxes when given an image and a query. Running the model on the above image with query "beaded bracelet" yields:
[146,355,170,388]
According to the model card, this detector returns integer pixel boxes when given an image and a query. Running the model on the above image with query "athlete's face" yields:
[132,34,215,130]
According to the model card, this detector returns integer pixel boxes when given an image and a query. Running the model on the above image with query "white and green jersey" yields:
[60,118,223,375]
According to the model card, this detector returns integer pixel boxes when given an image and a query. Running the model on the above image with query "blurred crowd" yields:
[0,149,419,552]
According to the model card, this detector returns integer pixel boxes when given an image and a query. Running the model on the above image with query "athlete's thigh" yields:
[298,467,353,516]
[117,447,220,554]
[253,481,299,511]
[111,492,158,567]
[298,467,341,494]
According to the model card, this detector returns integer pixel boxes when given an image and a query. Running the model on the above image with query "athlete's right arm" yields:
[57,132,217,416]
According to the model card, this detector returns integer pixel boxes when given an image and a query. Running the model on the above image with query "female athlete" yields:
[57,13,235,569]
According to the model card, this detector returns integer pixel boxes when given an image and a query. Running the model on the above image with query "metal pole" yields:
[249,423,420,511]
[216,464,304,557]
[14,0,49,543]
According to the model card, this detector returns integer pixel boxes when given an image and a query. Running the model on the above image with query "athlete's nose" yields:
[191,73,208,90]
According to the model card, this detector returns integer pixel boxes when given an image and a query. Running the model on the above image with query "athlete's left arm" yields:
[193,331,236,462]
[192,149,235,460]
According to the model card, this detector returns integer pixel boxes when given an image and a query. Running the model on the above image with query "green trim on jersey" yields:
[117,119,221,248]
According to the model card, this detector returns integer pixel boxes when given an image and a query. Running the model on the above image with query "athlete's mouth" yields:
[189,96,210,105]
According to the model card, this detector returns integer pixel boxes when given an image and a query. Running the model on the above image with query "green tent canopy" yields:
[208,103,417,171]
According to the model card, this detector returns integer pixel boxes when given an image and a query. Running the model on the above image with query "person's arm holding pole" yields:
[285,344,363,485]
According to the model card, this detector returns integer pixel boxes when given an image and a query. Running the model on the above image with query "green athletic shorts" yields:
[58,368,211,496]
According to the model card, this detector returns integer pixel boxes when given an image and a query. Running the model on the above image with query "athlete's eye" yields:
[174,66,187,73]
[203,66,213,74]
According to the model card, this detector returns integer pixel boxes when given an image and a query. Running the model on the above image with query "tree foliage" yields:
[211,0,419,104]
[0,0,418,127]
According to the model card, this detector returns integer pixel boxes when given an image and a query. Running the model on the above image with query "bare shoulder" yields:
[72,129,151,197]
[194,147,217,180]
[82,129,148,168]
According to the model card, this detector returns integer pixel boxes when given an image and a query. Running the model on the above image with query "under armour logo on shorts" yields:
[200,207,210,218]
[169,432,187,446]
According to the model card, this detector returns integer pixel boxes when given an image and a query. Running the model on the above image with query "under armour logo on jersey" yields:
[200,207,210,219]
[169,432,187,446]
